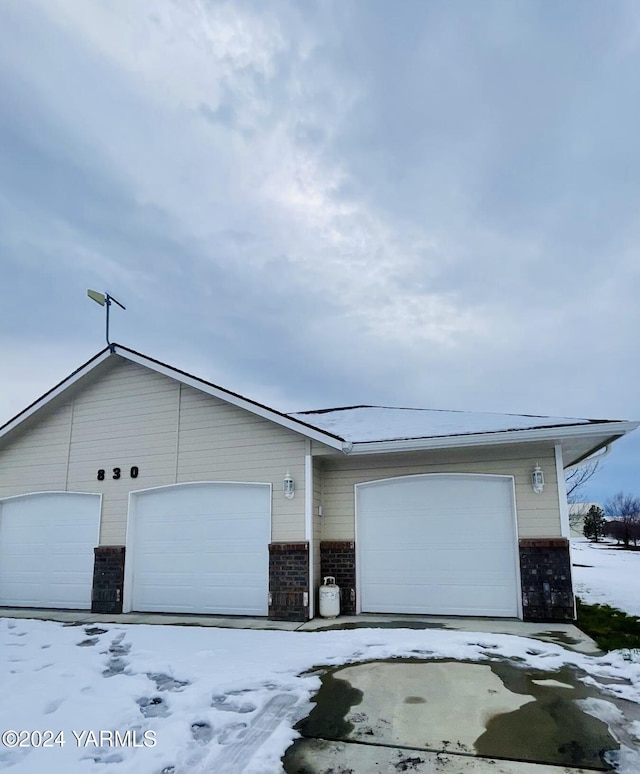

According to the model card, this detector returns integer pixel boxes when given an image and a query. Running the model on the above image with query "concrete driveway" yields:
[287,615,624,772]
[2,609,635,772]
[284,656,628,772]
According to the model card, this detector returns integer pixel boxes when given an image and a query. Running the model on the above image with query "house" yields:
[0,344,636,622]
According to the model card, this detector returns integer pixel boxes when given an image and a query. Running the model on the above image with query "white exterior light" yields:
[283,471,295,499]
[531,463,544,494]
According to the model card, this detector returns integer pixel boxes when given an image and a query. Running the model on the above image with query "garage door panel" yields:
[361,511,512,542]
[364,582,517,617]
[361,537,514,554]
[199,552,265,574]
[137,549,264,576]
[129,483,270,615]
[360,476,512,506]
[137,484,264,514]
[140,569,264,586]
[358,475,519,617]
[363,554,514,579]
[0,493,100,609]
[363,563,515,584]
[196,586,264,615]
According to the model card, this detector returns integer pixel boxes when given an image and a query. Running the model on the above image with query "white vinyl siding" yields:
[0,358,307,546]
[0,405,72,497]
[176,385,305,542]
[321,444,561,542]
[0,356,562,556]
[66,364,178,544]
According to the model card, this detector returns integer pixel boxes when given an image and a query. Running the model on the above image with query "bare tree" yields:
[565,462,599,503]
[565,462,599,533]
[604,492,640,548]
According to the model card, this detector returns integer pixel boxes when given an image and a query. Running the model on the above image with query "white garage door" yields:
[357,475,519,617]
[0,492,101,609]
[127,483,271,615]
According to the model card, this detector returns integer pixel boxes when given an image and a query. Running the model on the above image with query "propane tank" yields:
[319,576,340,618]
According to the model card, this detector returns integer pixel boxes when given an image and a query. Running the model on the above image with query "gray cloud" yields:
[1,0,639,503]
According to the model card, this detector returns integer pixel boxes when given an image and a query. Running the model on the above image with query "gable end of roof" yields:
[0,344,347,449]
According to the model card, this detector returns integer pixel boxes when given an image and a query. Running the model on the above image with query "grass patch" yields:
[576,597,640,652]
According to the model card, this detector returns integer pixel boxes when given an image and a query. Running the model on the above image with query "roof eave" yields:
[342,421,640,455]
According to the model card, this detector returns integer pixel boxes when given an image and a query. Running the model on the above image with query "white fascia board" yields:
[0,349,112,442]
[116,347,345,450]
[344,421,640,455]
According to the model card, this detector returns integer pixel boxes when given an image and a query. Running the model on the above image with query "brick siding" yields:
[268,542,309,622]
[91,546,125,614]
[320,541,356,615]
[519,538,574,621]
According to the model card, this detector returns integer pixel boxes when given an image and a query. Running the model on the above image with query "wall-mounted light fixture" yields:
[531,463,544,494]
[283,471,295,499]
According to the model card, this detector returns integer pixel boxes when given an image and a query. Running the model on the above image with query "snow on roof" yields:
[288,405,599,444]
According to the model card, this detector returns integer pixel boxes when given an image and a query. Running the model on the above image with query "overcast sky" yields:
[1,0,639,503]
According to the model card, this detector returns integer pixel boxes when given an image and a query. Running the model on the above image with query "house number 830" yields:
[97,466,139,480]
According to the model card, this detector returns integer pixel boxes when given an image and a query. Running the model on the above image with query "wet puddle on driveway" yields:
[285,658,619,772]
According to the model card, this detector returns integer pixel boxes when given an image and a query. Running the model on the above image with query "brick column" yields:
[320,541,356,615]
[268,542,309,622]
[519,538,574,621]
[91,546,125,614]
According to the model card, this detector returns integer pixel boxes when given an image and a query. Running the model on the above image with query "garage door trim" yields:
[354,473,521,618]
[123,481,272,614]
[0,488,102,507]
[0,490,102,610]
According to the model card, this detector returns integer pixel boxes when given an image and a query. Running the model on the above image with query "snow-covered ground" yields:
[2,616,640,774]
[572,538,640,617]
[1,541,639,773]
